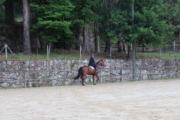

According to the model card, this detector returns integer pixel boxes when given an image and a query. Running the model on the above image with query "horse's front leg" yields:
[95,74,100,83]
[93,75,96,85]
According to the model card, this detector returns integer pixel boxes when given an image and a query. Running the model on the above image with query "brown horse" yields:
[74,59,105,86]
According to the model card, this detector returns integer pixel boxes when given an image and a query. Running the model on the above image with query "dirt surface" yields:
[0,79,180,120]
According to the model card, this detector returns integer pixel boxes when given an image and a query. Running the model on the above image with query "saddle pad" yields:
[89,66,95,70]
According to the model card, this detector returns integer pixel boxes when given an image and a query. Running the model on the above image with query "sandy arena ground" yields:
[0,79,180,120]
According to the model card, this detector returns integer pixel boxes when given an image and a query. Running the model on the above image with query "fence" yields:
[100,42,180,59]
[0,59,180,88]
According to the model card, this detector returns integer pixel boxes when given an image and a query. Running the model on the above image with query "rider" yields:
[88,54,98,72]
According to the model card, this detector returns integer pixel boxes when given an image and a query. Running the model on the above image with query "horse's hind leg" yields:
[82,79,85,86]
[93,75,96,85]
[81,76,85,86]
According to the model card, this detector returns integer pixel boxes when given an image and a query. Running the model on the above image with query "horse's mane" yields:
[96,59,103,65]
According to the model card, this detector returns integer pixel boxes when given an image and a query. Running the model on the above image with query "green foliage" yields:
[0,9,5,22]
[107,0,176,48]
[32,83,36,87]
[0,0,5,5]
[98,0,132,44]
[133,0,175,47]
[70,61,78,69]
[30,0,75,42]
[70,0,101,46]
[1,0,180,53]
[0,0,5,23]
[68,0,101,49]
[164,0,180,39]
[72,0,100,23]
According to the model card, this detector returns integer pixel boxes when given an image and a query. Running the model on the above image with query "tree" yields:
[109,0,175,51]
[132,0,175,47]
[22,0,31,54]
[31,0,75,47]
[0,0,5,5]
[98,0,112,53]
[164,0,180,40]
[72,0,100,54]
[98,0,126,53]
[5,0,14,25]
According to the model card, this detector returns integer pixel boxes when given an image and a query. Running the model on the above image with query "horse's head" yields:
[97,59,105,67]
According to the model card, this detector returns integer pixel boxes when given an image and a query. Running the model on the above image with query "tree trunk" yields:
[5,0,14,25]
[104,38,108,52]
[94,22,100,52]
[109,37,111,53]
[22,0,31,54]
[82,25,90,54]
[95,36,100,52]
[127,46,131,59]
[117,41,122,53]
[122,40,127,53]
[142,44,145,53]
[104,37,111,53]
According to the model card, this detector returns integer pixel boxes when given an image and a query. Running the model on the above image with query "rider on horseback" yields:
[88,54,98,72]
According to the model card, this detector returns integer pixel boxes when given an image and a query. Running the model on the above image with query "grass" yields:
[137,52,180,59]
[0,50,87,60]
[0,49,180,60]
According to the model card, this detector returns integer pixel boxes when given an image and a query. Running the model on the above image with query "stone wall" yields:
[0,59,180,88]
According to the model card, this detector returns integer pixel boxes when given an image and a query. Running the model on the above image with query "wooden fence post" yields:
[65,60,67,82]
[121,68,123,82]
[24,71,27,88]
[173,59,176,78]
[100,68,102,83]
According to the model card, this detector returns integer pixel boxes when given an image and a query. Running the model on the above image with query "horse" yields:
[74,59,105,86]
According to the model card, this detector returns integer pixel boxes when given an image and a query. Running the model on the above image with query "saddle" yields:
[89,66,95,70]
[89,66,98,73]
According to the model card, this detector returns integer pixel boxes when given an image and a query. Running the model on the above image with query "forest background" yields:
[0,0,180,59]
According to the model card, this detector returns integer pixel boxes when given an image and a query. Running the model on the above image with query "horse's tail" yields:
[74,67,83,80]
